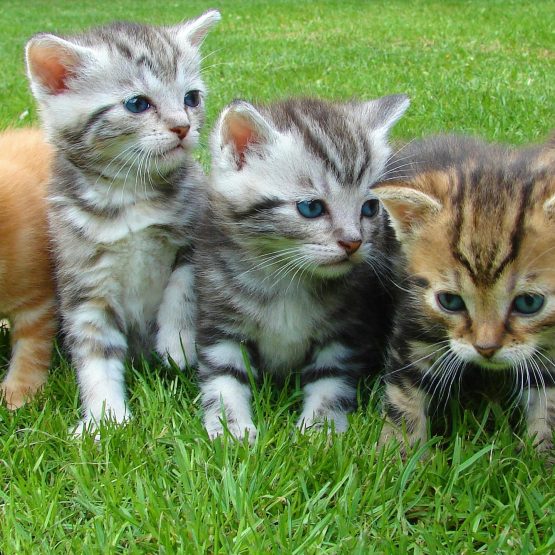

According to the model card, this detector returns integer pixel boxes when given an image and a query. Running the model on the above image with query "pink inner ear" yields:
[228,117,257,169]
[29,46,73,94]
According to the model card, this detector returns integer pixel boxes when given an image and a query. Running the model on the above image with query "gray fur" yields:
[195,95,409,440]
[25,11,220,431]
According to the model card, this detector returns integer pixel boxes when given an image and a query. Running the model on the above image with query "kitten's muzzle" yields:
[170,125,190,140]
[474,343,501,359]
[337,239,362,255]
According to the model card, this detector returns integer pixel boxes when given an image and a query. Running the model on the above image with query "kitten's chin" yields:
[474,359,513,371]
[310,260,354,279]
[155,146,188,171]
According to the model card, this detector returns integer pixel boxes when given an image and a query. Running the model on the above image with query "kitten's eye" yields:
[437,292,466,312]
[512,293,545,315]
[297,200,326,218]
[184,90,201,108]
[361,199,379,218]
[124,96,151,113]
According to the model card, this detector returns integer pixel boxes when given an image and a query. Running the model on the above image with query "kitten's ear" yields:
[175,9,221,46]
[362,94,410,137]
[372,181,442,240]
[216,101,278,170]
[26,34,94,96]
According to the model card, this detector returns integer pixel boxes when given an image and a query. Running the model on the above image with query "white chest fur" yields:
[103,228,176,327]
[252,289,328,372]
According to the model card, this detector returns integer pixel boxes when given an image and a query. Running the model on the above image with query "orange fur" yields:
[0,128,56,409]
[374,134,555,454]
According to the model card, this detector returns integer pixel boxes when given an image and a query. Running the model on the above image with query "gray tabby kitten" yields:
[25,10,220,432]
[195,95,410,440]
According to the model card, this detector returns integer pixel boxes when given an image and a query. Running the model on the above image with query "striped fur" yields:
[25,11,219,432]
[196,95,409,440]
[0,129,56,408]
[373,134,555,454]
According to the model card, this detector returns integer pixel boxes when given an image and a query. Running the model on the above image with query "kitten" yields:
[372,134,555,454]
[25,10,220,432]
[195,95,410,440]
[0,128,56,409]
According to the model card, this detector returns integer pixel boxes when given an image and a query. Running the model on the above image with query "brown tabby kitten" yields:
[0,128,56,408]
[372,134,555,454]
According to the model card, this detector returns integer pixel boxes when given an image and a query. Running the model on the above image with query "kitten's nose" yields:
[170,125,190,140]
[474,344,500,359]
[338,239,362,255]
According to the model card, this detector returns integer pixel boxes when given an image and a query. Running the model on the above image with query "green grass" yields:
[1,0,554,552]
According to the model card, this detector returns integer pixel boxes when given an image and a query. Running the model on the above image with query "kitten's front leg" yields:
[0,298,56,409]
[378,375,429,454]
[525,386,555,453]
[297,342,358,433]
[66,299,130,433]
[198,340,257,442]
[156,253,197,369]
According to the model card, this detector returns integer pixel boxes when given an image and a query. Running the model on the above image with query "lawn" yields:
[1,0,554,552]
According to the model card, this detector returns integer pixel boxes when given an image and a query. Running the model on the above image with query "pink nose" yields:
[474,344,500,359]
[170,125,190,140]
[338,239,362,255]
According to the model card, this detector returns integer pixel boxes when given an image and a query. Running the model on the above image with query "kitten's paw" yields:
[296,411,349,434]
[377,422,404,452]
[531,434,554,454]
[157,329,197,369]
[0,379,43,410]
[71,407,132,439]
[377,421,428,460]
[206,419,258,444]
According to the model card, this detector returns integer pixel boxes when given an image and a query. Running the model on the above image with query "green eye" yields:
[513,293,545,315]
[437,292,466,312]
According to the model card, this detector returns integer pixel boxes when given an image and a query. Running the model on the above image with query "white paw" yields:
[157,329,197,369]
[71,406,132,440]
[206,418,258,444]
[296,411,349,434]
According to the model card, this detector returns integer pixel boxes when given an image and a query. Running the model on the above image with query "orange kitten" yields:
[0,128,56,408]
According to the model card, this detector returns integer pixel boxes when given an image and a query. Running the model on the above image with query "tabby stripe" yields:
[450,167,476,280]
[200,365,250,385]
[83,105,115,135]
[491,176,534,281]
[301,367,359,386]
[283,104,343,182]
[233,198,286,220]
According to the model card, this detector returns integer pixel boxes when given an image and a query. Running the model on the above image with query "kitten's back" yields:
[0,128,56,408]
[0,128,53,299]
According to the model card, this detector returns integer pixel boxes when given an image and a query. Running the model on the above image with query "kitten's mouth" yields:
[162,144,185,156]
[474,357,511,371]
[325,259,351,267]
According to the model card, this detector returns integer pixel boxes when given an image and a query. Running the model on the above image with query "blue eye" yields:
[124,96,151,113]
[297,200,326,218]
[361,199,379,218]
[437,292,466,312]
[513,293,545,315]
[184,90,201,108]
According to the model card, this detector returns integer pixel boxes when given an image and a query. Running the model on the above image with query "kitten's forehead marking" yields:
[449,166,534,286]
[88,24,200,88]
[276,102,373,189]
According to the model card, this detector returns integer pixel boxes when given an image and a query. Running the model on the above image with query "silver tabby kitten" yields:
[25,10,220,432]
[195,95,410,440]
